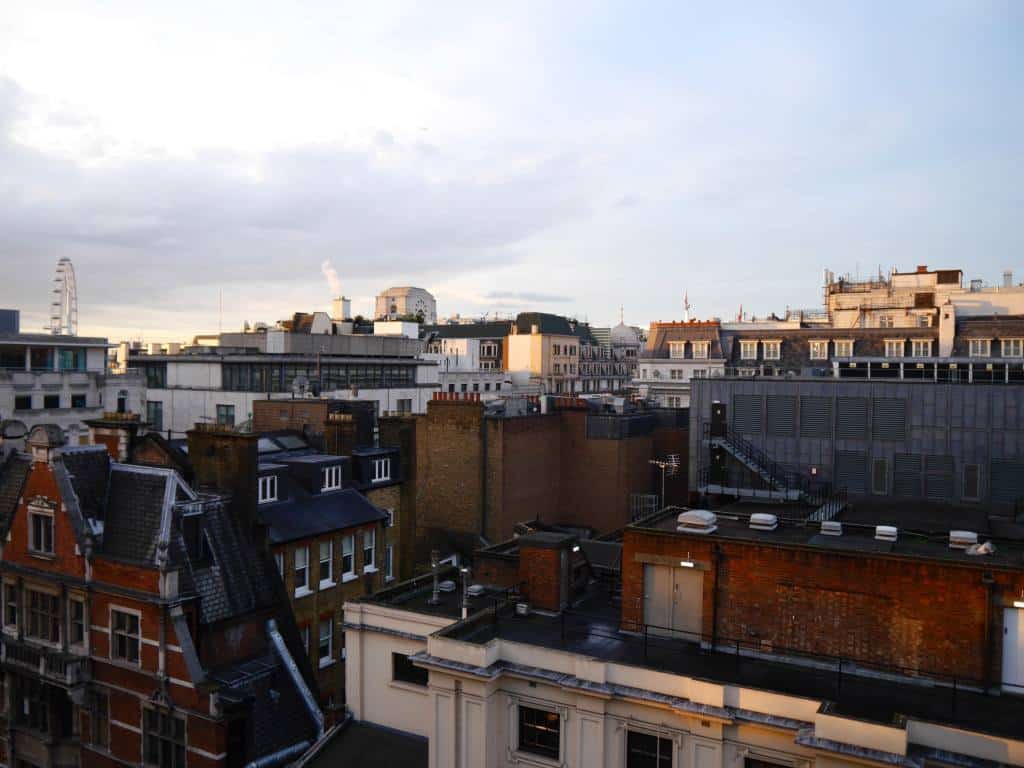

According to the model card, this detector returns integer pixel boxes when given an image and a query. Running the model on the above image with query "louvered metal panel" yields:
[991,460,1024,503]
[835,451,868,495]
[836,397,868,439]
[799,396,832,438]
[963,464,980,500]
[925,454,955,474]
[925,474,954,499]
[893,453,923,497]
[872,398,907,441]
[872,458,888,495]
[732,394,763,435]
[766,395,796,437]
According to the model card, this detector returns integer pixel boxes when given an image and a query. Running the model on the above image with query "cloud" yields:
[484,290,571,303]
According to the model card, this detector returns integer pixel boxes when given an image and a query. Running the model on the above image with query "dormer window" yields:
[258,475,278,504]
[372,458,391,483]
[29,508,54,555]
[691,341,710,360]
[668,342,685,359]
[322,465,342,491]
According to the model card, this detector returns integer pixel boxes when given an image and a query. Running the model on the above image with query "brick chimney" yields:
[186,424,259,531]
[517,532,578,612]
[85,412,145,461]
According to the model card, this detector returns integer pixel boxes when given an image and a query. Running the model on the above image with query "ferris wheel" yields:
[48,257,78,336]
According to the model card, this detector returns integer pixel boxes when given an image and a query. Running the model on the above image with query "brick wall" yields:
[252,400,329,435]
[379,415,417,579]
[519,547,562,611]
[622,526,1024,685]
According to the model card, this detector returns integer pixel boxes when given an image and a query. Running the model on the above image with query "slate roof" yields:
[420,321,512,340]
[952,315,1024,356]
[58,447,110,519]
[260,488,387,545]
[101,467,173,563]
[0,451,30,538]
[514,312,584,338]
[643,322,724,359]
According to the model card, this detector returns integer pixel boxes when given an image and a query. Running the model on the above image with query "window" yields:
[14,396,31,411]
[17,678,49,733]
[215,404,235,426]
[4,583,18,628]
[392,652,428,687]
[669,369,682,380]
[71,394,87,409]
[740,340,758,360]
[1002,339,1024,358]
[384,545,394,581]
[29,510,54,555]
[762,341,781,361]
[274,551,284,577]
[963,464,980,500]
[70,600,85,645]
[43,395,60,409]
[872,458,888,495]
[969,339,991,357]
[27,590,60,643]
[318,619,333,668]
[668,342,685,359]
[342,535,355,579]
[397,398,412,413]
[627,730,673,768]
[481,342,498,357]
[372,458,391,483]
[448,383,455,393]
[146,401,163,431]
[809,341,828,360]
[553,344,561,355]
[384,509,395,528]
[884,339,905,358]
[319,541,333,587]
[294,547,310,595]
[91,691,109,748]
[258,475,278,504]
[692,341,709,359]
[553,363,561,374]
[879,315,895,329]
[321,465,342,491]
[667,396,682,408]
[834,340,853,358]
[495,383,501,391]
[911,339,932,357]
[143,709,186,768]
[111,609,140,664]
[362,529,375,571]
[484,382,491,391]
[518,705,560,760]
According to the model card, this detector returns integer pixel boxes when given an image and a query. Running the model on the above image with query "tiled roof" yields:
[260,488,387,544]
[0,451,30,538]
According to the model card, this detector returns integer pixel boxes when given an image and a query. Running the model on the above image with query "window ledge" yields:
[318,658,336,670]
[362,566,378,575]
[385,576,396,583]
[318,580,336,590]
[28,550,56,561]
[341,573,358,584]
[511,749,563,768]
[294,587,313,599]
[388,680,429,696]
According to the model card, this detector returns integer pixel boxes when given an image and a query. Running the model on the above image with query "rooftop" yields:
[447,581,1024,740]
[304,721,427,768]
[360,567,510,620]
[643,504,1024,568]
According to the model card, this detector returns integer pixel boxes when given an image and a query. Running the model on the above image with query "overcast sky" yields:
[1,1,1021,341]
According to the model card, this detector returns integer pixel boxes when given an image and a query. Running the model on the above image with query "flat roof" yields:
[361,568,507,620]
[640,504,1024,569]
[446,581,1024,740]
[0,333,108,346]
[305,721,427,768]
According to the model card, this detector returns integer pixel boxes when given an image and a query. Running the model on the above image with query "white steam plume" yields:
[320,260,342,296]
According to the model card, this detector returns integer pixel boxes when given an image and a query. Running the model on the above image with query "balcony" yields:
[1,637,90,688]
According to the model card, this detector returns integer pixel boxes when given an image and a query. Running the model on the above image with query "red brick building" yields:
[0,425,322,768]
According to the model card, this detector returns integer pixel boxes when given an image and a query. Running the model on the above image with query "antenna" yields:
[48,257,78,335]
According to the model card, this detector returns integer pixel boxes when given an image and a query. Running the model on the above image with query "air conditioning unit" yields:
[875,525,898,542]
[677,510,718,535]
[949,530,978,550]
[438,580,456,593]
[820,520,843,537]
[749,513,778,531]
[467,584,485,597]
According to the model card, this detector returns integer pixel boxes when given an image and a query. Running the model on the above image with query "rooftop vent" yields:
[677,510,717,535]
[749,513,778,532]
[467,584,485,597]
[875,525,898,543]
[949,530,979,550]
[438,580,456,593]
[820,520,843,537]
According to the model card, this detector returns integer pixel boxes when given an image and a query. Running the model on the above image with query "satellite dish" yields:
[292,375,309,396]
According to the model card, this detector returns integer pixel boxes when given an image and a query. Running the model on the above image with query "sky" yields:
[0,1,1021,341]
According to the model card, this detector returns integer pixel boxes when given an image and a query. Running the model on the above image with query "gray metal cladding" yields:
[766,395,796,437]
[925,473,955,499]
[963,464,980,499]
[835,451,868,494]
[893,453,923,497]
[732,394,763,435]
[991,459,1024,503]
[799,396,832,438]
[836,397,869,439]
[925,454,954,474]
[871,398,907,441]
[871,458,888,494]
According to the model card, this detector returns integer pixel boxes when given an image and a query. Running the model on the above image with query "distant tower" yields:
[683,292,691,322]
[49,257,78,336]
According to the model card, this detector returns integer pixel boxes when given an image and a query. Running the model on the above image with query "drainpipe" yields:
[243,740,312,768]
[710,543,722,650]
